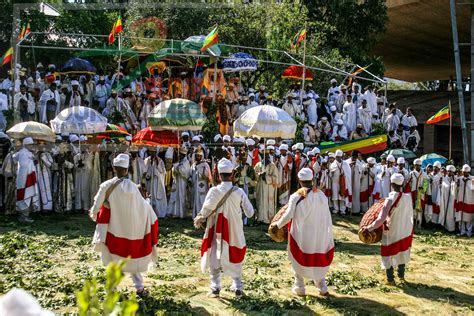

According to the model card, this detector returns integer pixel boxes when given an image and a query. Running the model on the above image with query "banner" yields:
[223,53,257,73]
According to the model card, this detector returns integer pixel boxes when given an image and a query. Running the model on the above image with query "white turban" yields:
[214,134,222,142]
[266,139,276,146]
[181,132,189,137]
[414,158,422,165]
[298,168,313,181]
[223,135,231,142]
[307,93,314,99]
[267,145,275,151]
[246,138,255,146]
[313,147,320,154]
[165,147,174,159]
[397,157,405,164]
[22,137,34,146]
[279,144,288,151]
[433,161,442,168]
[387,155,395,162]
[462,164,471,172]
[218,158,234,174]
[295,143,304,150]
[69,134,79,143]
[328,152,335,158]
[367,157,376,164]
[337,119,344,125]
[446,165,456,172]
[390,173,404,186]
[330,78,337,84]
[335,149,343,157]
[113,153,130,168]
[330,105,337,112]
[192,136,200,142]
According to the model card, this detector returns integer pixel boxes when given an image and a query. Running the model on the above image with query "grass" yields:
[0,213,473,315]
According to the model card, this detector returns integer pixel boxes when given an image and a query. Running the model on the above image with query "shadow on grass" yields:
[312,295,407,315]
[400,282,474,309]
[221,294,317,315]
[335,241,379,256]
[138,294,211,315]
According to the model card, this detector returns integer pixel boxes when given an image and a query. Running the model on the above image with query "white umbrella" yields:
[233,105,297,139]
[50,106,107,135]
[7,121,55,142]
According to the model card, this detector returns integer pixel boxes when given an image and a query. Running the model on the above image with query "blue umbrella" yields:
[60,58,96,74]
[420,153,447,168]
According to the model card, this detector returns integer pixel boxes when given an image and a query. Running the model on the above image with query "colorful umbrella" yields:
[50,106,108,135]
[148,98,206,131]
[282,65,314,81]
[60,58,96,75]
[132,127,179,147]
[7,121,55,143]
[419,153,447,168]
[94,124,130,139]
[233,105,297,139]
[380,149,417,159]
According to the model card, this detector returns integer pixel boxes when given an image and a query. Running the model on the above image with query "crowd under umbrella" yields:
[50,106,108,135]
[60,57,97,75]
[281,65,314,81]
[380,149,417,160]
[132,127,180,147]
[7,121,56,143]
[419,153,448,168]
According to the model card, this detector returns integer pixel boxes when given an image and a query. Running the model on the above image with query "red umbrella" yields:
[132,127,179,147]
[282,66,314,81]
[95,124,130,139]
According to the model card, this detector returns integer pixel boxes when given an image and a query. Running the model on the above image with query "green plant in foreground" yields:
[76,260,138,316]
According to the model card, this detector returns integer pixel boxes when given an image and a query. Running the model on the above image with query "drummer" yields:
[361,173,414,285]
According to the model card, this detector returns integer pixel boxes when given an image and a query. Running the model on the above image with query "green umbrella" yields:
[148,98,206,131]
[380,149,417,159]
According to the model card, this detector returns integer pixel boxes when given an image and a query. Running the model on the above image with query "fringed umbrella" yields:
[60,58,96,75]
[148,98,206,131]
[419,153,448,168]
[7,121,55,142]
[50,106,107,135]
[380,149,417,159]
[94,124,130,139]
[282,65,314,81]
[132,127,180,147]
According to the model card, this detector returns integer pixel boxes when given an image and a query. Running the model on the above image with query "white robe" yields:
[276,188,334,280]
[360,164,378,212]
[343,102,357,133]
[455,176,474,224]
[438,176,456,232]
[329,160,352,208]
[331,126,348,141]
[39,89,60,123]
[74,152,92,211]
[255,161,278,224]
[36,152,54,211]
[167,158,191,218]
[191,161,212,219]
[13,147,39,211]
[346,158,363,214]
[200,181,254,278]
[358,106,372,134]
[145,157,168,218]
[364,90,378,115]
[378,165,394,198]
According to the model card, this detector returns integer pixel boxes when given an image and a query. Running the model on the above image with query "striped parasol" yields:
[95,124,130,139]
[148,98,206,131]
[132,127,180,147]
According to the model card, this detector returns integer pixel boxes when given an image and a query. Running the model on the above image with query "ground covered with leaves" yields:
[0,213,473,315]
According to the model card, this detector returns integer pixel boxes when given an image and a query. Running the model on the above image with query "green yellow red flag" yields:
[1,48,14,66]
[291,29,306,49]
[426,105,450,124]
[201,26,218,52]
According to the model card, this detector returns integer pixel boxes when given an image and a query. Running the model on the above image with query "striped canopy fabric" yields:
[319,134,387,155]
[148,98,206,131]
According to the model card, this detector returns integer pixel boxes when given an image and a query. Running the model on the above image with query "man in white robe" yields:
[438,165,457,232]
[327,79,340,103]
[331,119,348,142]
[455,164,474,236]
[362,173,413,285]
[409,159,425,226]
[335,85,347,111]
[346,151,363,214]
[342,95,357,133]
[360,157,378,212]
[276,144,293,205]
[13,137,38,222]
[167,147,191,218]
[254,152,278,224]
[363,85,378,116]
[194,158,254,298]
[400,108,417,140]
[90,154,158,296]
[190,149,212,219]
[357,98,372,134]
[378,155,396,198]
[36,151,54,212]
[270,168,334,296]
[39,82,60,123]
[144,152,168,218]
[428,161,443,223]
[329,150,352,215]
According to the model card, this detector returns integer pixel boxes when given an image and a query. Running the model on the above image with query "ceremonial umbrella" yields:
[7,121,55,142]
[233,105,297,139]
[50,106,108,135]
[181,35,222,57]
[94,124,130,140]
[282,65,314,81]
[223,52,258,73]
[132,127,180,147]
[380,149,417,159]
[419,153,448,168]
[148,98,206,131]
[60,58,96,75]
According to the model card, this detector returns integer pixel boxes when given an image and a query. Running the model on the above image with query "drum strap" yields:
[384,192,403,230]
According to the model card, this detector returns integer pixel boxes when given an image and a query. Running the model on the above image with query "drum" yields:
[268,204,289,242]
[358,198,385,244]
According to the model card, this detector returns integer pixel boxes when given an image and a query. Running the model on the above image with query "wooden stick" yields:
[449,100,452,160]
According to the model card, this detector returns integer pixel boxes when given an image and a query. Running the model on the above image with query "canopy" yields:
[233,105,297,139]
[148,98,206,131]
[223,52,257,73]
[380,149,417,159]
[419,153,448,168]
[132,127,180,147]
[319,135,387,155]
[50,106,107,135]
[94,124,130,140]
[181,35,221,57]
[282,65,314,81]
[60,58,96,75]
[7,121,55,143]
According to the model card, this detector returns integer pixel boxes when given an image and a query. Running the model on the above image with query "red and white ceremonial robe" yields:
[329,160,352,212]
[200,182,254,279]
[381,192,414,270]
[360,164,378,212]
[276,188,334,281]
[13,148,39,211]
[455,176,474,225]
[90,177,158,274]
[425,173,442,223]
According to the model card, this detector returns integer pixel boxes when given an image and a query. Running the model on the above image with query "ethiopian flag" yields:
[1,48,13,66]
[25,22,31,38]
[291,29,306,49]
[426,105,450,124]
[108,16,123,45]
[347,66,367,86]
[19,24,26,40]
[201,26,218,52]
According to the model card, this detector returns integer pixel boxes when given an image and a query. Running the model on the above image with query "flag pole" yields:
[449,100,452,160]
[300,25,307,106]
[117,32,122,81]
